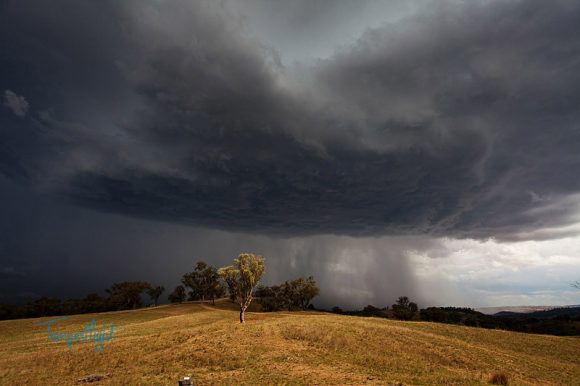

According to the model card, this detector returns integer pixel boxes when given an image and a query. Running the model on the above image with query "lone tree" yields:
[218,253,265,323]
[168,285,186,303]
[147,285,165,306]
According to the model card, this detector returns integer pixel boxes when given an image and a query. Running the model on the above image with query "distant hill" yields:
[476,304,580,315]
[494,306,580,319]
[1,300,579,385]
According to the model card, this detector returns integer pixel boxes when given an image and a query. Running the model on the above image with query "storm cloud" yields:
[1,0,580,307]
[1,0,580,240]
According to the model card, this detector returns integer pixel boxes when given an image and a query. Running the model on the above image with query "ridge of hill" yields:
[476,305,580,315]
[1,300,579,385]
[493,306,580,319]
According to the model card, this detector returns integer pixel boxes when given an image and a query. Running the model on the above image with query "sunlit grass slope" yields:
[1,300,578,385]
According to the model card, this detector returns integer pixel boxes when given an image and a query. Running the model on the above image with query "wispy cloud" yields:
[3,90,29,117]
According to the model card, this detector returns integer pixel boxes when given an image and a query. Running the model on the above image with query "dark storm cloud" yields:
[2,0,580,240]
[0,175,427,308]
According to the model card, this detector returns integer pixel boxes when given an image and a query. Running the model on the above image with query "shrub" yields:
[489,372,509,385]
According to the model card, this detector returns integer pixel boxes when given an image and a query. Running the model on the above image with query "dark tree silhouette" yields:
[255,284,288,311]
[208,281,226,305]
[147,286,165,306]
[182,261,221,303]
[331,306,344,314]
[168,285,186,303]
[392,296,418,321]
[256,277,320,311]
[29,297,61,317]
[106,281,151,310]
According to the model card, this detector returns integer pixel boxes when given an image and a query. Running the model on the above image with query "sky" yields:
[1,0,580,309]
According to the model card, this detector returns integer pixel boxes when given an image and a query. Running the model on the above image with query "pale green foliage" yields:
[218,253,265,322]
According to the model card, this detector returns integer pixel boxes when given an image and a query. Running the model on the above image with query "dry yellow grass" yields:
[0,300,579,385]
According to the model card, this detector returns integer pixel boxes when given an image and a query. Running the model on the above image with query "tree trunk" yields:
[239,307,245,323]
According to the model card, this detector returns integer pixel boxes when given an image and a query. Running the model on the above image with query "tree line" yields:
[5,256,575,327]
[0,253,321,324]
[254,277,320,311]
[327,297,580,336]
[169,253,320,323]
[0,281,166,320]
[330,296,419,321]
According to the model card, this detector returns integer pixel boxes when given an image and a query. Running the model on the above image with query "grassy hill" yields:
[1,300,579,385]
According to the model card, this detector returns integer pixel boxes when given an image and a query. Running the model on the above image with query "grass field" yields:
[1,300,579,385]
